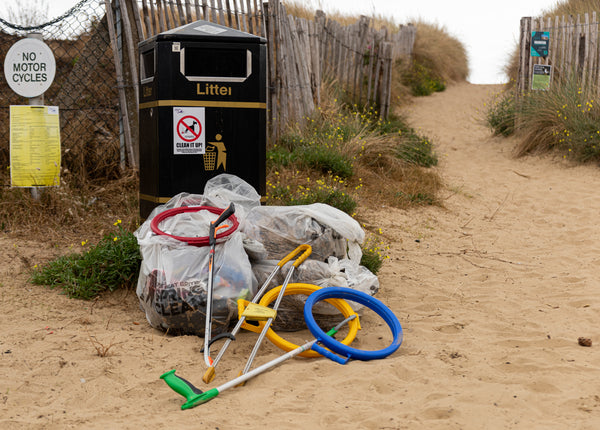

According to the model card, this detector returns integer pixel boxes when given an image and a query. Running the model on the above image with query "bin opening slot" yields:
[181,47,251,82]
[140,49,155,83]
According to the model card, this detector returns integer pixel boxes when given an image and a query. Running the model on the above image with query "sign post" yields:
[3,33,59,196]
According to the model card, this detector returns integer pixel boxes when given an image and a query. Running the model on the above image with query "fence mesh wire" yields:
[0,0,122,187]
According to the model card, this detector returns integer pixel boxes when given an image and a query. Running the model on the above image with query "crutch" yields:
[202,244,312,383]
[237,244,312,381]
[203,203,236,368]
[161,314,356,410]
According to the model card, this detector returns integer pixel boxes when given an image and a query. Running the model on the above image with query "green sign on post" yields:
[532,64,552,90]
[531,31,550,57]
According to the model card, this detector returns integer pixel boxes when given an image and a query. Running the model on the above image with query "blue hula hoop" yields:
[304,287,403,361]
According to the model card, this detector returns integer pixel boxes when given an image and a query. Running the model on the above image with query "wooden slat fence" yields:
[105,0,415,164]
[517,13,600,93]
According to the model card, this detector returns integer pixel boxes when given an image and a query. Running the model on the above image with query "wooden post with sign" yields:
[3,32,59,199]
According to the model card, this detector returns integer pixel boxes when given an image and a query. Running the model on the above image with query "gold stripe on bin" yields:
[139,193,172,204]
[139,100,267,110]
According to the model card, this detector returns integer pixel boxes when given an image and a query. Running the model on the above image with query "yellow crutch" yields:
[237,245,313,380]
[202,244,312,383]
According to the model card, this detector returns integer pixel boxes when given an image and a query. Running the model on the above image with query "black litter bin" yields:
[138,20,267,218]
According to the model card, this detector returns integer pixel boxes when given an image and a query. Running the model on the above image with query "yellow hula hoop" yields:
[238,283,361,358]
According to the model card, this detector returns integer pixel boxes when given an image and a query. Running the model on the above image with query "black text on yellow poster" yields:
[10,105,61,187]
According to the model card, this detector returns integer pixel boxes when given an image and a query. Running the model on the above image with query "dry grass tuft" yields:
[353,140,443,210]
[0,171,139,245]
[513,73,600,161]
[285,1,399,29]
[502,48,519,88]
[411,20,469,84]
[88,334,119,357]
[541,0,600,16]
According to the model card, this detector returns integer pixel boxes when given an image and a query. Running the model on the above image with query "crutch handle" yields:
[209,203,235,247]
[277,244,312,268]
[160,370,219,409]
[161,369,202,398]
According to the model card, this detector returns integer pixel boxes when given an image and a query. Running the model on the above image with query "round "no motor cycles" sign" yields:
[4,38,56,98]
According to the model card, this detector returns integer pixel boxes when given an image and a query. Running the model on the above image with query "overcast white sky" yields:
[2,0,562,84]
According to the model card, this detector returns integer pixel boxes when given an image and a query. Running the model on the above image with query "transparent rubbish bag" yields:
[135,201,255,336]
[242,203,365,264]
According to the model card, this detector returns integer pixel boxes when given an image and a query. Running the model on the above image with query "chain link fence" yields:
[0,0,124,188]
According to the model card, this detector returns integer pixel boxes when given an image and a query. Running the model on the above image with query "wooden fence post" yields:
[380,42,393,118]
[263,2,275,143]
[355,16,369,105]
[517,16,532,94]
[590,12,598,88]
[104,0,136,169]
[308,19,321,105]
[575,14,582,80]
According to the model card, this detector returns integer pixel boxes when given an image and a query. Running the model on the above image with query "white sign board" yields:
[4,38,56,98]
[173,107,206,155]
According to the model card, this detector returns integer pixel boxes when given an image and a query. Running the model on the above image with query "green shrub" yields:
[268,143,354,178]
[297,145,354,178]
[267,145,298,167]
[397,133,438,167]
[484,90,516,136]
[30,221,141,300]
[278,132,306,150]
[360,234,389,275]
[514,74,600,161]
[372,114,409,135]
[267,177,357,215]
[402,61,446,97]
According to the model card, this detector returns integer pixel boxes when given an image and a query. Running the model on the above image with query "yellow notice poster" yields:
[10,105,61,187]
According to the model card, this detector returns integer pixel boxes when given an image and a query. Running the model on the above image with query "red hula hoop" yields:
[150,206,239,246]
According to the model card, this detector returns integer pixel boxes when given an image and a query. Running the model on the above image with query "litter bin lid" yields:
[146,20,266,44]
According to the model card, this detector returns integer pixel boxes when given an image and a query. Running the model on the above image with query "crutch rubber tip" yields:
[182,388,219,410]
[235,370,247,387]
[202,367,216,384]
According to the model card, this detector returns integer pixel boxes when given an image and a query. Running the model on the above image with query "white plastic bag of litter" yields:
[136,193,223,239]
[291,256,379,297]
[204,173,261,220]
[135,198,256,336]
[252,256,379,298]
[242,203,365,264]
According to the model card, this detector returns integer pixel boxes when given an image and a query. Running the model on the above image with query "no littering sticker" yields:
[173,107,205,155]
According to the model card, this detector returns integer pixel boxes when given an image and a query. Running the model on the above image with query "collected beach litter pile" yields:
[135,173,378,336]
[133,174,402,409]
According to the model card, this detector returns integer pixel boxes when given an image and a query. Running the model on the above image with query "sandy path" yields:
[371,82,600,428]
[1,83,599,429]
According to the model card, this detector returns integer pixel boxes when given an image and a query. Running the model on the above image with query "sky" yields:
[2,0,561,84]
